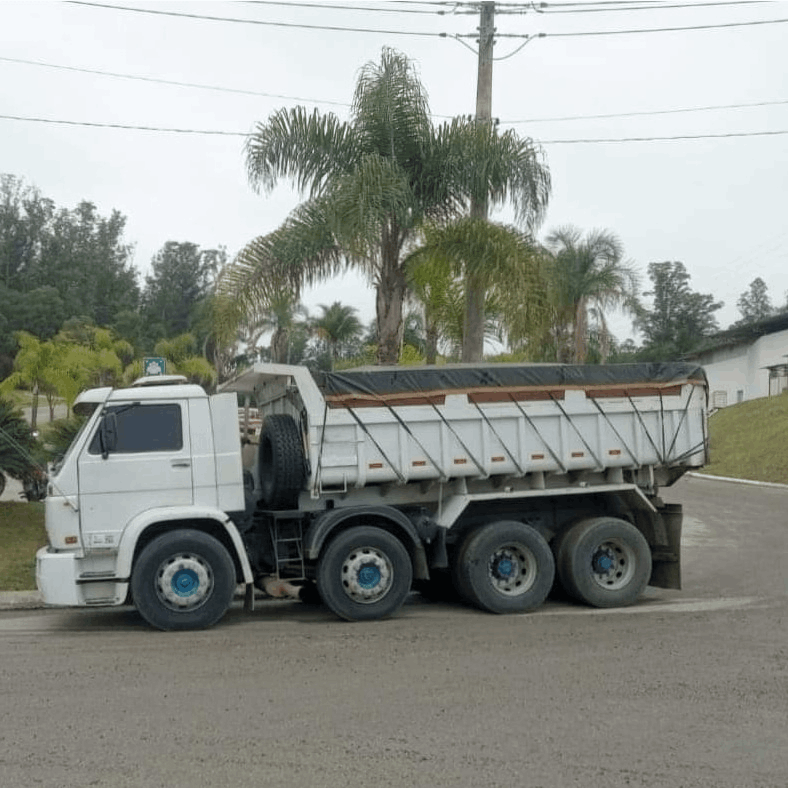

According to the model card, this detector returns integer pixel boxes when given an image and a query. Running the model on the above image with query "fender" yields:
[115,505,254,587]
[305,505,430,580]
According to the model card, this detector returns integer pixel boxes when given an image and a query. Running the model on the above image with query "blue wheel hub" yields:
[357,563,381,589]
[592,549,615,574]
[495,557,515,579]
[171,568,200,597]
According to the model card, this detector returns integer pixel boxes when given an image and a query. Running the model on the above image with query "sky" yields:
[1,0,787,346]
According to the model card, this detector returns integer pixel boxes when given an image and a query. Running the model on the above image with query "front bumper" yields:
[36,547,82,606]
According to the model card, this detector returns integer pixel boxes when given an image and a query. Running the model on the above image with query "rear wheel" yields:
[131,529,236,630]
[454,521,554,614]
[316,526,412,621]
[556,517,651,608]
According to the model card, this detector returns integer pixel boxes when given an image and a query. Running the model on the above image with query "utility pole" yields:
[474,1,495,180]
[463,1,495,363]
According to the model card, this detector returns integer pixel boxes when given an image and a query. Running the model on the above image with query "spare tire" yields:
[258,414,306,509]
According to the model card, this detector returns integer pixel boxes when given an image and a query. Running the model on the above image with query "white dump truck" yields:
[36,362,708,630]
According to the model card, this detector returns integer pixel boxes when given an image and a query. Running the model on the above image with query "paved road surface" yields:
[1,475,786,788]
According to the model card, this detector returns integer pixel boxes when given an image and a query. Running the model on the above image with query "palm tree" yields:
[311,302,363,369]
[407,218,549,362]
[221,47,549,365]
[0,333,61,429]
[0,397,40,484]
[544,226,639,363]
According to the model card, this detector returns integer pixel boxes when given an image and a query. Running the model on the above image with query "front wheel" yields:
[556,517,652,608]
[131,529,236,631]
[454,521,555,614]
[316,526,412,621]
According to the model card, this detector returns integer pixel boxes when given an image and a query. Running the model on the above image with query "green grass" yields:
[0,502,47,591]
[702,394,788,484]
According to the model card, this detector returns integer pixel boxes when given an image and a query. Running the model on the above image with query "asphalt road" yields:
[1,475,786,788]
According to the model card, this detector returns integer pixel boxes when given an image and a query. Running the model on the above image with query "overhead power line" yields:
[66,1,449,36]
[545,15,788,36]
[505,97,788,124]
[237,0,452,14]
[528,1,772,14]
[6,53,787,125]
[541,129,788,143]
[0,55,351,108]
[0,113,247,136]
[3,112,787,143]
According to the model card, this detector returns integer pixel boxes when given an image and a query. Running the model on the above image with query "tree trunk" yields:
[376,270,406,365]
[425,321,439,365]
[270,327,289,364]
[30,385,39,430]
[573,298,588,363]
[376,228,407,366]
[461,271,486,363]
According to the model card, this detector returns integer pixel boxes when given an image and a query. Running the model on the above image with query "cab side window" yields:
[88,404,183,454]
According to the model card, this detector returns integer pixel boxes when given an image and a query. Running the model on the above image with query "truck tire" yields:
[556,517,652,608]
[316,526,413,621]
[454,521,554,614]
[259,414,306,510]
[131,529,236,631]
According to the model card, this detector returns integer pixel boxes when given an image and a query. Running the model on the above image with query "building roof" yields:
[686,311,788,361]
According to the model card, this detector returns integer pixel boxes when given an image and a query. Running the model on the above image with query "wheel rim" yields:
[155,553,213,611]
[589,538,636,590]
[486,542,537,597]
[340,546,393,604]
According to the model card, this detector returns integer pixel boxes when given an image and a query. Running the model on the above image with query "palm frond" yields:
[353,47,432,167]
[245,107,359,199]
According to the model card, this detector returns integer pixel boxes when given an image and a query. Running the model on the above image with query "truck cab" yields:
[37,378,251,625]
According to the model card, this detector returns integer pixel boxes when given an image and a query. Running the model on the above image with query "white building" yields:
[686,313,788,407]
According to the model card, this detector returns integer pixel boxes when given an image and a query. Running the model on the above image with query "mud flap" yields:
[649,503,682,590]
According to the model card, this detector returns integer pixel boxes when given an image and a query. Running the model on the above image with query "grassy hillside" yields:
[0,502,47,591]
[702,394,788,485]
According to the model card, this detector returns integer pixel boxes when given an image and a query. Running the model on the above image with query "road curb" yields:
[0,591,44,611]
[686,472,788,490]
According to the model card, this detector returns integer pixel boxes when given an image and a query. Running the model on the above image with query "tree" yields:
[735,277,773,326]
[0,397,41,483]
[637,261,723,359]
[0,175,139,363]
[542,227,639,363]
[37,200,138,326]
[311,302,363,369]
[142,242,224,340]
[0,332,62,428]
[407,218,544,363]
[222,47,549,365]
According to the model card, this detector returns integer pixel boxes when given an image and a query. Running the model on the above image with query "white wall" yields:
[699,328,788,406]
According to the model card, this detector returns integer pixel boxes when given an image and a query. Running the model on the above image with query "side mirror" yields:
[99,413,118,459]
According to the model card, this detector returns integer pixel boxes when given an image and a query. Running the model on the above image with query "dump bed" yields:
[222,362,708,497]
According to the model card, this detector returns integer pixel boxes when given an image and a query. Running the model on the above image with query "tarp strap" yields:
[588,398,641,467]
[470,400,526,477]
[665,386,696,461]
[384,402,448,482]
[627,395,665,465]
[343,405,407,484]
[667,440,706,465]
[506,394,567,474]
[548,392,604,471]
[312,401,329,497]
[428,401,488,478]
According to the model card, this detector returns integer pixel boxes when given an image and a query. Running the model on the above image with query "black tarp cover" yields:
[316,363,706,399]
